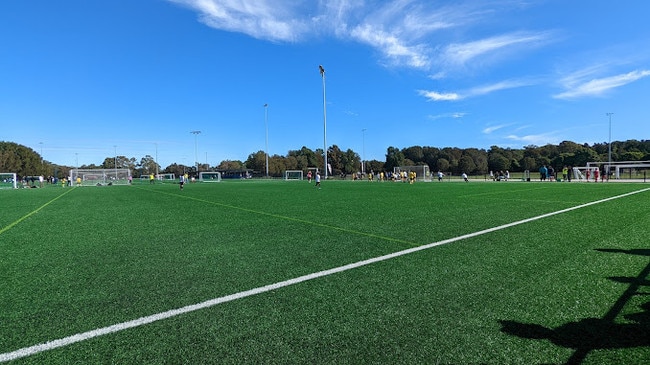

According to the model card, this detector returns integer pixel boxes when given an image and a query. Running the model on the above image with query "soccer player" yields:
[315,171,321,189]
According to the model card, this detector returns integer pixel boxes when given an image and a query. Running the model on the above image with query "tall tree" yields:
[385,146,405,171]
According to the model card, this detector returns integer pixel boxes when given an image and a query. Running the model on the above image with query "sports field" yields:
[1,179,649,364]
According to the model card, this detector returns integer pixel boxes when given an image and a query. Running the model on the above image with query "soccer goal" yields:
[0,173,17,189]
[572,166,601,182]
[70,168,131,186]
[284,170,303,180]
[394,165,431,182]
[199,171,222,182]
[156,173,176,182]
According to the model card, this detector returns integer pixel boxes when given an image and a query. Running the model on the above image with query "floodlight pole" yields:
[264,103,269,178]
[155,142,159,177]
[191,130,201,174]
[606,112,613,178]
[319,65,328,179]
[113,145,117,178]
[361,128,366,174]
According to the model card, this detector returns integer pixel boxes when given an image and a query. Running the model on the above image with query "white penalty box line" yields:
[2,187,649,362]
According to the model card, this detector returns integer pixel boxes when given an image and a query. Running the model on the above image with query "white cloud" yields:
[553,69,650,99]
[428,112,466,120]
[482,124,509,134]
[418,90,461,101]
[168,1,556,73]
[505,132,561,146]
[441,31,553,67]
[169,0,311,42]
[468,79,534,96]
[418,78,533,103]
[350,24,430,68]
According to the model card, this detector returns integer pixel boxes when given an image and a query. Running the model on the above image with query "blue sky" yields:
[1,0,649,168]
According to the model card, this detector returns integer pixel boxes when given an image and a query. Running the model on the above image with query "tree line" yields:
[2,139,649,179]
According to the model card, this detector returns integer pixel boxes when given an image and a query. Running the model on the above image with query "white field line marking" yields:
[2,187,648,362]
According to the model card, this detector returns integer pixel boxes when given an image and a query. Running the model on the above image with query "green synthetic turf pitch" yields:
[1,180,649,364]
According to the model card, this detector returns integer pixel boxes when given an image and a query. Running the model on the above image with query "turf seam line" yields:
[0,188,76,236]
[140,187,419,247]
[1,187,648,362]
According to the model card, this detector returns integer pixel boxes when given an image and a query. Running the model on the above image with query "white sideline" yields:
[2,187,648,362]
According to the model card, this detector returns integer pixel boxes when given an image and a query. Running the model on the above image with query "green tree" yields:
[436,158,450,172]
[340,149,360,174]
[217,160,243,170]
[366,160,385,174]
[245,151,267,172]
[403,146,424,164]
[138,155,159,175]
[459,155,477,174]
[385,146,405,171]
[488,153,510,172]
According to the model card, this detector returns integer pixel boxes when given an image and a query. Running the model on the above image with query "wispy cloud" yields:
[440,31,553,67]
[553,69,650,99]
[169,0,311,42]
[482,124,509,134]
[168,1,551,72]
[350,24,430,68]
[418,90,461,101]
[419,78,534,102]
[505,132,561,146]
[427,112,467,120]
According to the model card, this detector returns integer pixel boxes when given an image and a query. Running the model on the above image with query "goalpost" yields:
[198,172,222,182]
[394,165,431,182]
[156,173,176,182]
[0,173,17,189]
[572,166,600,182]
[284,170,303,180]
[70,168,131,186]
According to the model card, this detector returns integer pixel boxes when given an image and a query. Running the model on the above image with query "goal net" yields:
[394,165,431,182]
[284,170,303,180]
[70,168,131,186]
[199,172,222,182]
[572,166,600,182]
[156,173,176,182]
[0,173,17,189]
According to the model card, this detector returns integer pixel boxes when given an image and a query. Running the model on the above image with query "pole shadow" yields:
[499,248,650,364]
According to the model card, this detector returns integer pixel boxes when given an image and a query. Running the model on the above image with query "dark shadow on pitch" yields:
[499,247,650,364]
[499,302,650,349]
[595,248,650,256]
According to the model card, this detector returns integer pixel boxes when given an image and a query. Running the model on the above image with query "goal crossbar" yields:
[0,173,17,189]
[198,172,222,182]
[70,168,131,186]
[284,170,303,180]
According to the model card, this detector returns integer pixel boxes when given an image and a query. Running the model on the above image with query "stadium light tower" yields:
[361,128,366,174]
[191,130,201,174]
[319,65,328,179]
[113,145,117,177]
[606,112,613,178]
[264,103,269,178]
[154,142,159,177]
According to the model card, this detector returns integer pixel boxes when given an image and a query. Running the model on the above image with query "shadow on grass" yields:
[499,248,650,364]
